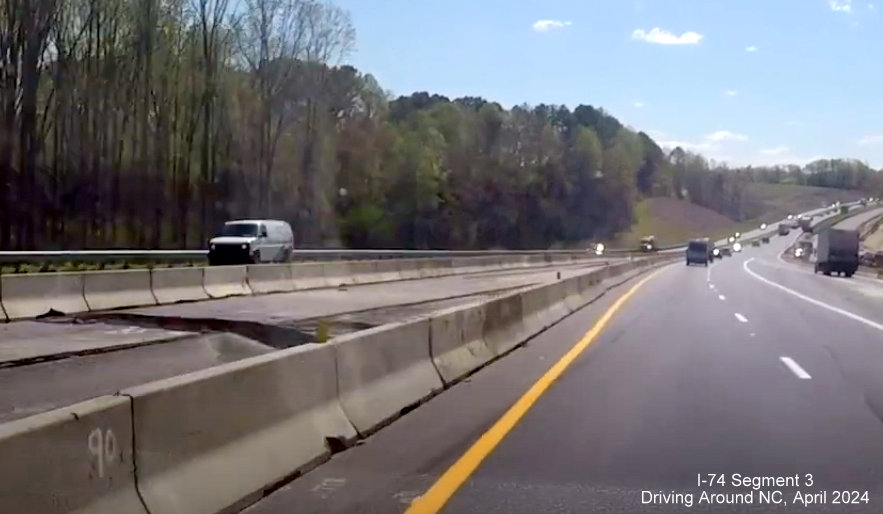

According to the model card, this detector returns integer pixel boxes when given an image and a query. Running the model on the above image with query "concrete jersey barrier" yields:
[430,302,496,384]
[482,293,530,356]
[0,277,6,321]
[0,396,145,514]
[374,259,403,282]
[150,267,208,305]
[397,259,422,280]
[334,319,444,435]
[121,343,356,514]
[347,260,385,284]
[1,271,88,319]
[84,269,156,311]
[203,265,252,298]
[322,261,356,287]
[247,263,294,294]
[290,262,329,290]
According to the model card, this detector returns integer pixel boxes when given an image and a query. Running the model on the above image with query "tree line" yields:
[2,0,881,251]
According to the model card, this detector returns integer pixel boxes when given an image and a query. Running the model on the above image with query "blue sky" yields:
[332,0,883,168]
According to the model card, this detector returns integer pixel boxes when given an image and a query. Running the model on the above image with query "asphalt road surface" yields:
[0,260,611,423]
[836,206,883,231]
[118,260,611,325]
[246,225,883,513]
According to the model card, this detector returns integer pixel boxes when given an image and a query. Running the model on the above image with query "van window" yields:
[688,241,707,252]
[220,223,260,237]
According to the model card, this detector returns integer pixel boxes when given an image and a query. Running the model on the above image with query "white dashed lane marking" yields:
[780,356,812,380]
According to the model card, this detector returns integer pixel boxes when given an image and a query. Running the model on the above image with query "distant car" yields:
[720,247,733,257]
[686,238,710,266]
[640,235,657,253]
[752,240,760,247]
[761,237,770,244]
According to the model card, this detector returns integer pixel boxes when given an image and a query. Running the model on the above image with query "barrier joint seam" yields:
[118,392,153,514]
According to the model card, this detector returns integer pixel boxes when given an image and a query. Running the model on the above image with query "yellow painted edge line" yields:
[405,267,666,514]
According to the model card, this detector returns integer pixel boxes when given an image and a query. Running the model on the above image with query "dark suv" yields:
[686,239,710,266]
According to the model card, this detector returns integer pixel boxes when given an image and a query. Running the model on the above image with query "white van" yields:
[208,219,294,265]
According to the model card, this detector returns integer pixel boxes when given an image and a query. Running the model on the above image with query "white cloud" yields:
[760,146,790,155]
[724,90,739,97]
[658,140,714,152]
[707,130,748,142]
[858,134,883,145]
[532,20,572,32]
[646,129,667,139]
[870,3,876,10]
[745,45,758,52]
[631,28,703,45]
[633,101,645,108]
[830,0,852,12]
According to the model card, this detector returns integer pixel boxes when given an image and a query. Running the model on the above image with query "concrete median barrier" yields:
[563,275,584,312]
[430,302,495,385]
[150,267,208,305]
[482,293,531,355]
[0,272,88,319]
[323,261,356,287]
[290,262,329,290]
[545,281,570,323]
[375,260,402,282]
[499,255,525,269]
[334,319,443,435]
[203,265,252,298]
[520,285,557,334]
[0,396,145,514]
[84,269,156,311]
[121,343,356,514]
[417,259,444,278]
[397,259,422,280]
[578,268,606,301]
[347,260,385,284]
[247,263,294,294]
[435,258,457,277]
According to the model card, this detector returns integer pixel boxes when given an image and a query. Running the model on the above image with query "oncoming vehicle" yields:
[778,223,790,236]
[640,235,657,252]
[685,238,710,266]
[208,219,294,265]
[720,247,733,257]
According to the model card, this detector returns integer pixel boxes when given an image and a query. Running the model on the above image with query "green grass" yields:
[613,184,866,249]
[613,197,748,248]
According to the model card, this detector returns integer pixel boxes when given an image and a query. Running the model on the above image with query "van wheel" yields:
[281,248,292,262]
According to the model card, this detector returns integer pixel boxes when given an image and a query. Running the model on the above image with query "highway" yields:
[245,217,883,513]
[0,259,610,424]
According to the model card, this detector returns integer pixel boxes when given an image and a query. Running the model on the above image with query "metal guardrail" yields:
[0,245,692,266]
[0,250,207,264]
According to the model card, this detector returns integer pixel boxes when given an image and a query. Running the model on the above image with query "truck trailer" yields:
[814,229,859,277]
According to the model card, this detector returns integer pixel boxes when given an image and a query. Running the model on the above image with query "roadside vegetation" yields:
[2,0,882,253]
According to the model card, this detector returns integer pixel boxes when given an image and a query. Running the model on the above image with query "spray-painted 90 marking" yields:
[88,428,119,479]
